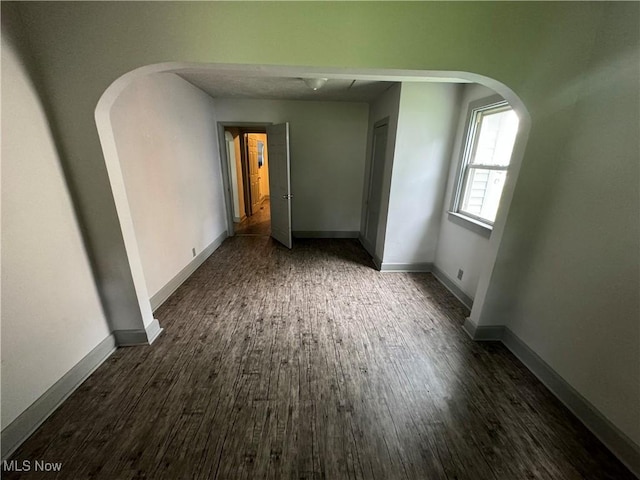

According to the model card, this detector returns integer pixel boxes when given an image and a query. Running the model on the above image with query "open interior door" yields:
[266,123,292,248]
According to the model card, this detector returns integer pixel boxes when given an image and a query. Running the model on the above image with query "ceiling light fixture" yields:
[302,78,328,91]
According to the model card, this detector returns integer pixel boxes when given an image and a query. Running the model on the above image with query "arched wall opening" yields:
[94,62,531,342]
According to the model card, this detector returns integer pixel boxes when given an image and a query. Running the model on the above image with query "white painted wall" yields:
[213,99,369,233]
[361,84,401,260]
[1,22,111,429]
[110,73,227,299]
[482,4,640,446]
[381,83,460,265]
[434,84,499,299]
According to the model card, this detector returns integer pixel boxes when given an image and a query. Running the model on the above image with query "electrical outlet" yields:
[192,248,196,257]
[457,269,464,280]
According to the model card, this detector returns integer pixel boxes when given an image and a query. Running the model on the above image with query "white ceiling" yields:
[175,71,396,102]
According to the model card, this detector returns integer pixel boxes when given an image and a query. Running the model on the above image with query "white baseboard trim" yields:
[114,318,164,347]
[1,334,117,461]
[431,266,474,310]
[379,262,433,272]
[113,328,146,346]
[292,231,360,239]
[149,230,228,312]
[502,329,640,477]
[466,323,640,476]
[462,317,477,338]
[463,318,504,340]
[145,318,163,344]
[358,235,374,257]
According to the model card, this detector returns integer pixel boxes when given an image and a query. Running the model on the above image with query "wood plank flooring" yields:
[4,237,635,479]
[234,199,270,236]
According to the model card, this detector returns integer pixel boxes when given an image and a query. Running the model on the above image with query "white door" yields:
[225,131,241,220]
[266,123,292,249]
[364,123,388,254]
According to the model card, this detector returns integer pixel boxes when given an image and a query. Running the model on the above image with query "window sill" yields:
[447,212,493,238]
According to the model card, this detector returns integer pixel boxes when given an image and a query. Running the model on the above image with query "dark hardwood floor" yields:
[234,199,270,236]
[4,237,635,479]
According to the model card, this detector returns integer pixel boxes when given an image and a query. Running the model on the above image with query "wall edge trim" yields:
[145,318,163,345]
[113,328,149,346]
[466,322,505,341]
[431,265,474,310]
[501,328,640,478]
[379,262,433,273]
[1,334,117,461]
[292,231,359,239]
[466,324,640,476]
[149,230,228,312]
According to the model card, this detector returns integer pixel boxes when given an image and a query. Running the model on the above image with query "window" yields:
[452,97,519,230]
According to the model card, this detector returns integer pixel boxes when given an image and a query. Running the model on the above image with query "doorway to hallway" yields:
[220,122,292,248]
[224,128,271,236]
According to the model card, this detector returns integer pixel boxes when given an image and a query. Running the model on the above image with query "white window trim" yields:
[448,94,512,236]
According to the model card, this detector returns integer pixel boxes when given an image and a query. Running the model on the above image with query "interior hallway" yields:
[4,237,634,480]
[234,198,271,236]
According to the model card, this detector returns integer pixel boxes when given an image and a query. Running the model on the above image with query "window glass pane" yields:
[461,168,507,223]
[471,109,519,166]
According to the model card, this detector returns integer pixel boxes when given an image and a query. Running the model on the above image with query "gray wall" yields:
[479,4,640,446]
[1,11,111,429]
[361,83,402,260]
[110,73,227,299]
[213,98,369,234]
[382,83,460,266]
[433,84,498,300]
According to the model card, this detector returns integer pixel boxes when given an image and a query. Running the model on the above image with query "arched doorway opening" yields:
[94,63,530,343]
